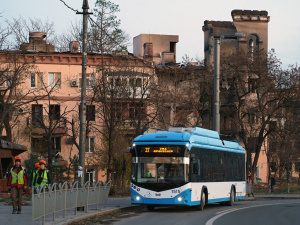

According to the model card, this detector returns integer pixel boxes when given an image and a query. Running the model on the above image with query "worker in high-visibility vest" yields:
[34,160,52,190]
[247,172,254,197]
[30,162,40,187]
[7,156,28,214]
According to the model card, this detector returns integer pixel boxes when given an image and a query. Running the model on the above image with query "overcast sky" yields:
[2,0,300,68]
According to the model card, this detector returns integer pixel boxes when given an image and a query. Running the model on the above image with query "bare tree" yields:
[5,17,56,49]
[29,76,78,175]
[0,52,49,141]
[77,55,155,181]
[220,49,298,177]
[155,64,213,129]
[55,20,82,50]
[0,13,11,49]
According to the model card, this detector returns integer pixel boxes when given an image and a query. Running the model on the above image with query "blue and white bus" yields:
[130,127,246,210]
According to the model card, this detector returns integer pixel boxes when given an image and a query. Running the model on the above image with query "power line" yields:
[59,0,79,13]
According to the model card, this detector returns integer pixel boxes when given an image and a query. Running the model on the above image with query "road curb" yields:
[61,206,142,225]
[243,195,300,201]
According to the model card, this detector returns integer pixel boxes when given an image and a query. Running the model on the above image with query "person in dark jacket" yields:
[7,156,28,214]
[270,176,276,193]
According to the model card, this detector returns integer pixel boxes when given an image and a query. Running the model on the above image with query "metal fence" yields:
[32,181,111,225]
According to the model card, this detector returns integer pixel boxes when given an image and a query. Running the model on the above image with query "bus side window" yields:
[191,159,200,182]
[193,161,200,175]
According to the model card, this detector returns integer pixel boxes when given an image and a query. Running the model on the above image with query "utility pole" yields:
[77,0,92,184]
[213,38,220,134]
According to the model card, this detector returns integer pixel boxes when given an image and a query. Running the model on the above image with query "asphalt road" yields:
[113,199,300,225]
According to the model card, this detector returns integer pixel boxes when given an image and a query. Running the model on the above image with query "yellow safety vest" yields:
[32,170,38,187]
[11,167,25,185]
[35,169,49,188]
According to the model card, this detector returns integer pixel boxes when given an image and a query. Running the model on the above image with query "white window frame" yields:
[30,72,43,88]
[86,137,95,153]
[48,72,61,88]
[31,73,37,88]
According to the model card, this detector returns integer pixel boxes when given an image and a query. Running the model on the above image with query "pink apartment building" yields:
[0,32,155,183]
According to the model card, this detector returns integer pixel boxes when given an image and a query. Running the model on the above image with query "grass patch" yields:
[253,181,300,194]
[0,197,10,203]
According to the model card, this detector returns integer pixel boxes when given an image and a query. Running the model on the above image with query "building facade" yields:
[202,10,271,182]
[0,32,155,183]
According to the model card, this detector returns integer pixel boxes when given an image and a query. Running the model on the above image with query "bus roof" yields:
[133,127,244,153]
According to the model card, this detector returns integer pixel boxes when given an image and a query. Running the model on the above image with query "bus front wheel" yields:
[196,192,206,211]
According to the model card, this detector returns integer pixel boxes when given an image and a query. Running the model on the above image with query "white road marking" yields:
[206,202,300,225]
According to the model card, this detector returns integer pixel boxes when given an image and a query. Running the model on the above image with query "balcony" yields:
[25,117,68,136]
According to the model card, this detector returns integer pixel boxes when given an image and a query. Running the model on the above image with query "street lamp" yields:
[213,32,245,134]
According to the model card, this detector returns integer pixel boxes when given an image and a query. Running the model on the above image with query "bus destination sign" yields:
[142,147,175,154]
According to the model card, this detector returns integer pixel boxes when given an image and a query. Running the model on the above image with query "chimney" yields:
[69,41,80,53]
[29,32,47,41]
[20,32,55,52]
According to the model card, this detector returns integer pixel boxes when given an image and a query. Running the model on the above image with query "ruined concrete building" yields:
[203,10,270,67]
[133,34,179,65]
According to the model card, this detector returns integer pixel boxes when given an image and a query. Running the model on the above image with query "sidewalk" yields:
[0,197,132,225]
[1,194,300,225]
[251,194,300,199]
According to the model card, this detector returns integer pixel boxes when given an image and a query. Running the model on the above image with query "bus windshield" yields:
[131,145,189,190]
[131,157,189,184]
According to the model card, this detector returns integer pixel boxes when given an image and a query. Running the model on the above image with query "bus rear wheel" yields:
[227,188,235,206]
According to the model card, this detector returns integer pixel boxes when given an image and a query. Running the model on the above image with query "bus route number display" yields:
[142,147,174,154]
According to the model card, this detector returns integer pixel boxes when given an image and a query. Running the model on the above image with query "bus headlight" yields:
[178,196,183,202]
[136,196,141,201]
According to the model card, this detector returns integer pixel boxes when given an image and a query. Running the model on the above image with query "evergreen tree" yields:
[89,0,128,53]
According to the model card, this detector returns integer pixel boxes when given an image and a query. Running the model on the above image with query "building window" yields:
[79,73,95,89]
[30,73,36,88]
[86,137,95,153]
[248,78,257,93]
[51,136,61,152]
[247,34,260,52]
[269,121,277,131]
[86,168,95,183]
[248,137,259,153]
[49,105,60,120]
[256,165,260,179]
[31,72,43,88]
[248,113,258,124]
[130,78,142,87]
[31,137,47,153]
[129,103,144,119]
[79,105,96,121]
[32,104,43,126]
[170,42,176,53]
[49,72,61,88]
[86,105,95,121]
